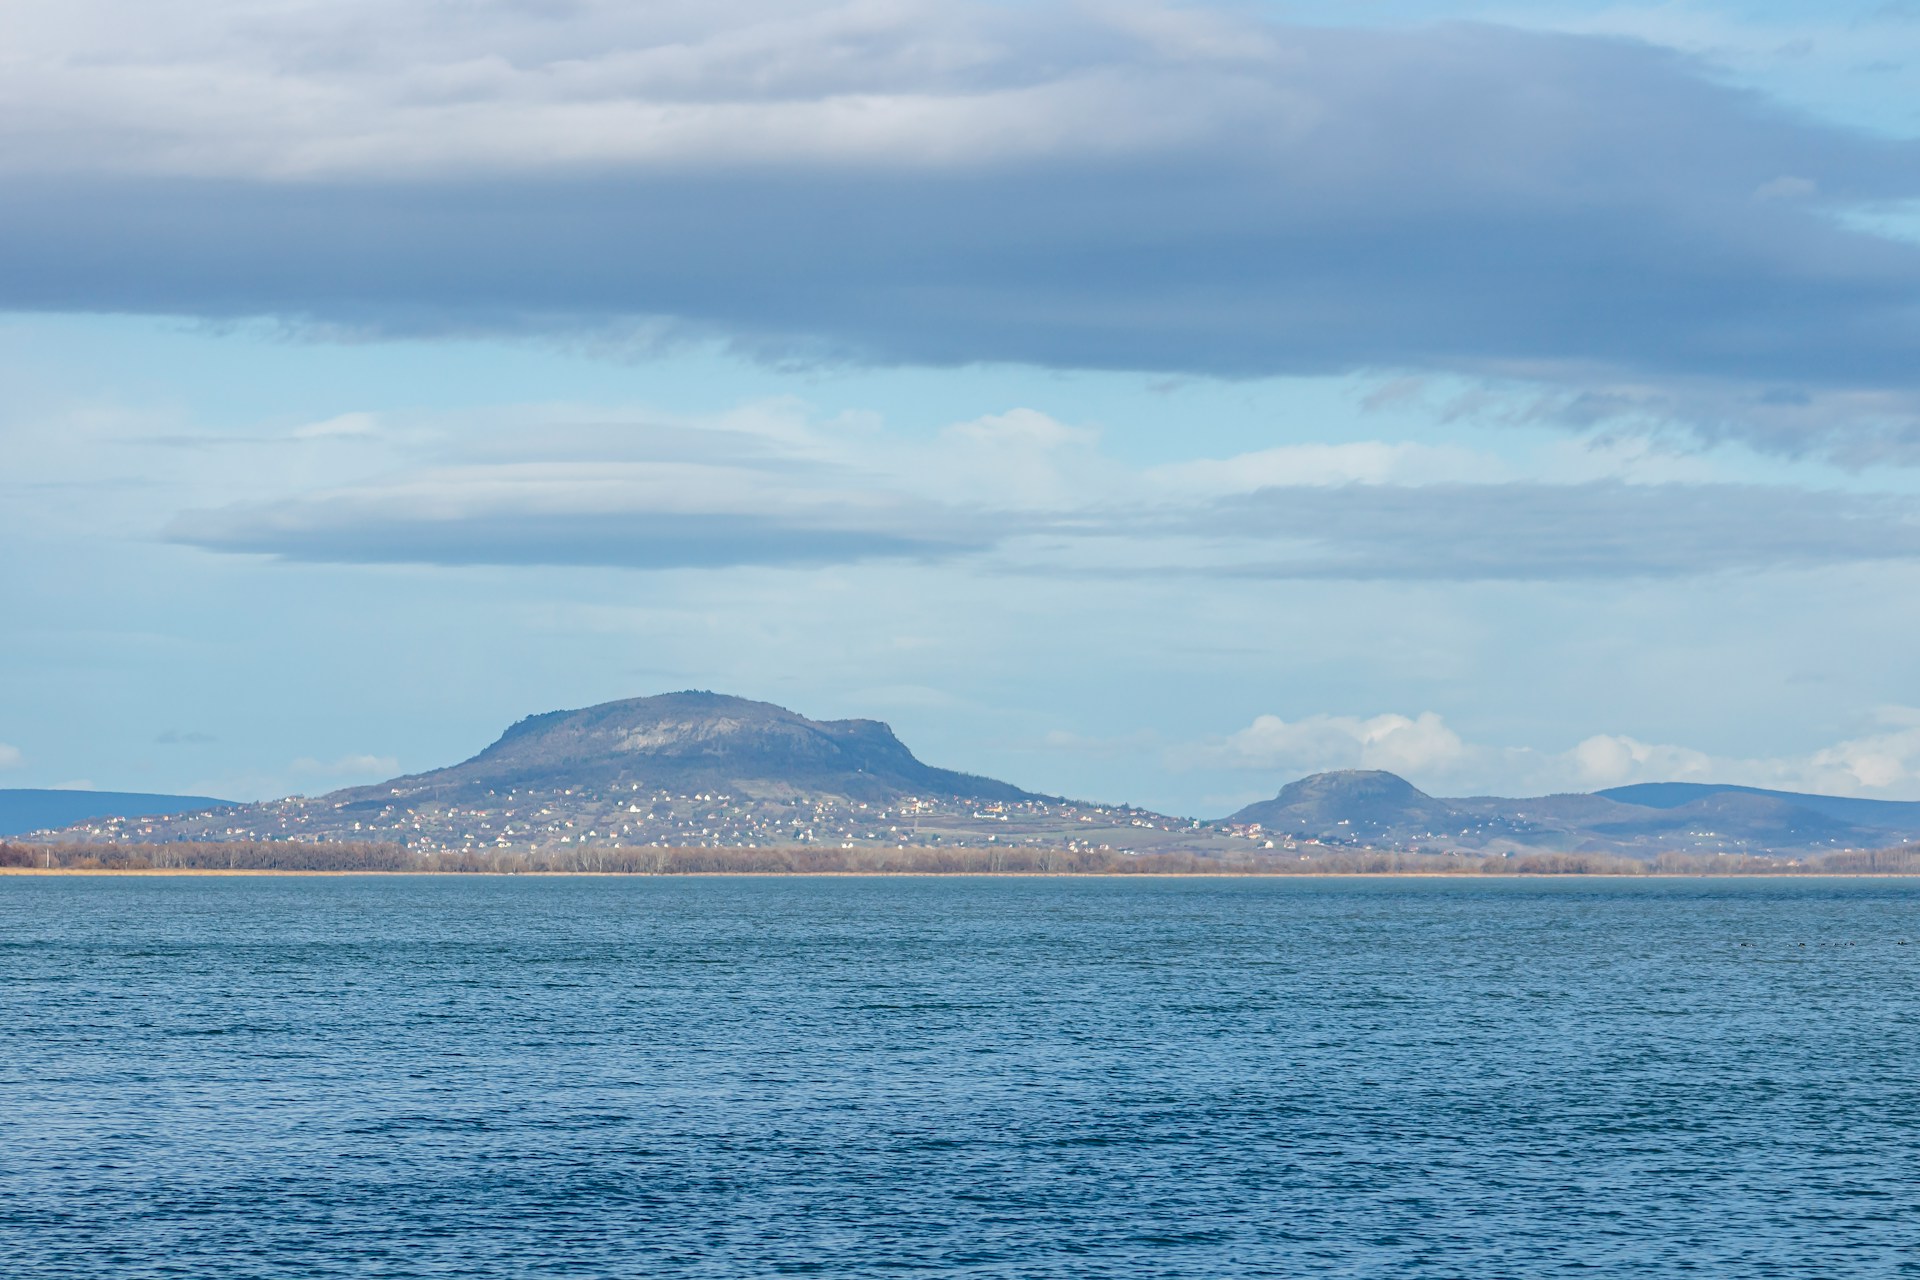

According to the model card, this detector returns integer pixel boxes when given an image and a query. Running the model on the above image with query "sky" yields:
[5,0,1920,815]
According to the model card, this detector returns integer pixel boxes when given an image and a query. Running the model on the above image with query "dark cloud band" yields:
[4,19,1919,431]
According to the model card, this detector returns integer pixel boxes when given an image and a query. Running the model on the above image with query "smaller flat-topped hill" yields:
[1227,770,1920,855]
[1228,770,1459,840]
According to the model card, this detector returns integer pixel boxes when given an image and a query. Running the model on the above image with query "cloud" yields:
[154,729,217,745]
[1566,734,1715,788]
[161,402,1920,579]
[1038,728,1161,759]
[3,4,1919,449]
[1183,712,1469,777]
[1173,480,1920,580]
[166,458,1000,569]
[926,410,1111,510]
[179,508,979,570]
[0,743,23,769]
[1571,711,1920,796]
[291,753,401,779]
[164,400,1044,569]
[289,412,380,441]
[1144,442,1499,495]
[1182,706,1920,800]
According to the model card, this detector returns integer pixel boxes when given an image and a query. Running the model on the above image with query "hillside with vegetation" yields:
[23,694,1920,863]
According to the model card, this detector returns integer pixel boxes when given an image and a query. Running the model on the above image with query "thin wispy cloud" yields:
[289,753,401,779]
[1177,480,1920,580]
[161,403,1920,580]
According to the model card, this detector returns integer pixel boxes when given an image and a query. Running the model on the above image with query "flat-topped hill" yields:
[1227,770,1460,840]
[336,691,1037,805]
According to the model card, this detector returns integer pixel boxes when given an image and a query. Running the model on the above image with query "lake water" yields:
[3,875,1918,1277]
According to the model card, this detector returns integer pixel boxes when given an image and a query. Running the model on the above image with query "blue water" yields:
[3,876,1918,1278]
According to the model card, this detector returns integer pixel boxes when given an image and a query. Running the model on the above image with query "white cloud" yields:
[1182,711,1469,778]
[0,743,24,769]
[926,409,1112,509]
[1038,727,1161,759]
[0,0,1291,180]
[1144,441,1499,495]
[1566,735,1716,787]
[1785,711,1920,794]
[290,412,380,440]
[1565,723,1920,796]
[291,753,400,779]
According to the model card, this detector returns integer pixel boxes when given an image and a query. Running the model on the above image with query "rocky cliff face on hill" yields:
[343,691,1037,804]
[42,693,1263,857]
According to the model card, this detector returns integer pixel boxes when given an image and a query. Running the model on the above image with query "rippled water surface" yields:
[4,875,1920,1277]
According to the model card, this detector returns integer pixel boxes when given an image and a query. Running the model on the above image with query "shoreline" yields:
[3,867,1914,880]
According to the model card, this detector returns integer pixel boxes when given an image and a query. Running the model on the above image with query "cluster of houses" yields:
[48,784,1287,857]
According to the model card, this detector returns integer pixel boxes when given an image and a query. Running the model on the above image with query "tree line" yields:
[6,840,1920,875]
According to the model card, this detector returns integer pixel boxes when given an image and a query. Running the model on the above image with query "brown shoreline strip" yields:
[9,836,1920,877]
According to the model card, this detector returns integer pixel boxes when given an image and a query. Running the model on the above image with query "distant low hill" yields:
[1596,782,1920,829]
[0,789,236,837]
[1227,771,1920,856]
